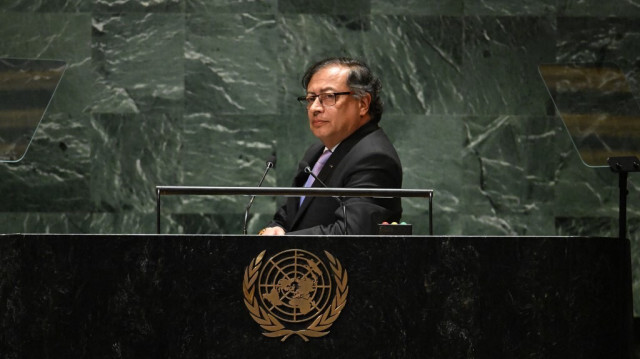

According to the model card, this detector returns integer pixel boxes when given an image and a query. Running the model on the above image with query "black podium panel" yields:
[0,234,632,358]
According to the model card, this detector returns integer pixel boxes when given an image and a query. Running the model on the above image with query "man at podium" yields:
[259,57,403,235]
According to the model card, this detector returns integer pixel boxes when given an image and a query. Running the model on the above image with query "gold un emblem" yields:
[243,249,349,341]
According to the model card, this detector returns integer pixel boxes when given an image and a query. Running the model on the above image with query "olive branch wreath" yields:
[242,250,349,342]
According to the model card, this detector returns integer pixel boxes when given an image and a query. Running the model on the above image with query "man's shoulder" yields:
[336,127,401,172]
[355,126,398,155]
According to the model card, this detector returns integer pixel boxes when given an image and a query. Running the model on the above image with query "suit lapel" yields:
[288,144,324,226]
[316,121,379,184]
[289,121,380,230]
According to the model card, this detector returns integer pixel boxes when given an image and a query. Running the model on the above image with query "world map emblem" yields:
[243,249,349,341]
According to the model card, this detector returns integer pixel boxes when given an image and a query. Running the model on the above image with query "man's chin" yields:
[311,128,328,139]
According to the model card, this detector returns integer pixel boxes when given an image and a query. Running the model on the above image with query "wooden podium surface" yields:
[0,234,632,358]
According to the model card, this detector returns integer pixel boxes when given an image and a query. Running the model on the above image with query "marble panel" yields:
[364,16,464,115]
[383,114,464,234]
[0,211,161,235]
[464,0,557,16]
[185,13,279,115]
[552,147,619,218]
[397,213,433,235]
[169,213,246,234]
[463,212,557,236]
[462,16,556,116]
[461,115,568,235]
[94,0,183,13]
[86,211,157,233]
[91,13,184,114]
[0,12,94,212]
[89,113,182,215]
[554,16,640,235]
[0,0,92,12]
[556,17,640,96]
[186,0,275,13]
[0,12,91,62]
[278,0,370,15]
[175,113,277,220]
[0,212,95,233]
[371,0,463,15]
[35,63,95,158]
[630,177,640,219]
[558,0,640,17]
[0,103,94,211]
[0,156,91,212]
[555,216,616,237]
[0,11,94,134]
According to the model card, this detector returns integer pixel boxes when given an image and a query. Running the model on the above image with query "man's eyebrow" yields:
[307,87,339,95]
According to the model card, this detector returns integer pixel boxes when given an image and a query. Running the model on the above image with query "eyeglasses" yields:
[297,92,353,108]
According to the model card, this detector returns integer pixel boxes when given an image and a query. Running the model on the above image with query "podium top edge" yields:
[155,186,433,198]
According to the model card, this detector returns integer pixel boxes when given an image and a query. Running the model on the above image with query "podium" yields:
[0,234,631,357]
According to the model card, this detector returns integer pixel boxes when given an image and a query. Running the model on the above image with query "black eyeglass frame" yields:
[297,91,354,107]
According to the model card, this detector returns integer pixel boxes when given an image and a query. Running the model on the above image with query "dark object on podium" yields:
[0,234,632,358]
[377,223,413,235]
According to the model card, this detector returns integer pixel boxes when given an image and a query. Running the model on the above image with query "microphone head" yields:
[266,153,277,169]
[300,161,311,173]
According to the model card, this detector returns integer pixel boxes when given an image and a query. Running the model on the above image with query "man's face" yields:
[305,65,371,148]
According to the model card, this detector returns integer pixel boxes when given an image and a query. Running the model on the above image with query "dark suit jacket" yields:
[269,121,403,235]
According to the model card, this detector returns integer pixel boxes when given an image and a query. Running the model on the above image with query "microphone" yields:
[302,164,328,187]
[243,153,276,235]
[302,162,348,235]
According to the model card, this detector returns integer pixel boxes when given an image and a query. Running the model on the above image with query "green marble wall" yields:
[1,0,639,309]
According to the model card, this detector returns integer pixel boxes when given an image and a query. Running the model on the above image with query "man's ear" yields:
[359,92,371,116]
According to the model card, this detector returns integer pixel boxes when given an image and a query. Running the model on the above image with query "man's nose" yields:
[309,96,323,112]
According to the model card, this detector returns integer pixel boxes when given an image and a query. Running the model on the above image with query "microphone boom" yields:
[302,164,348,235]
[243,154,276,235]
